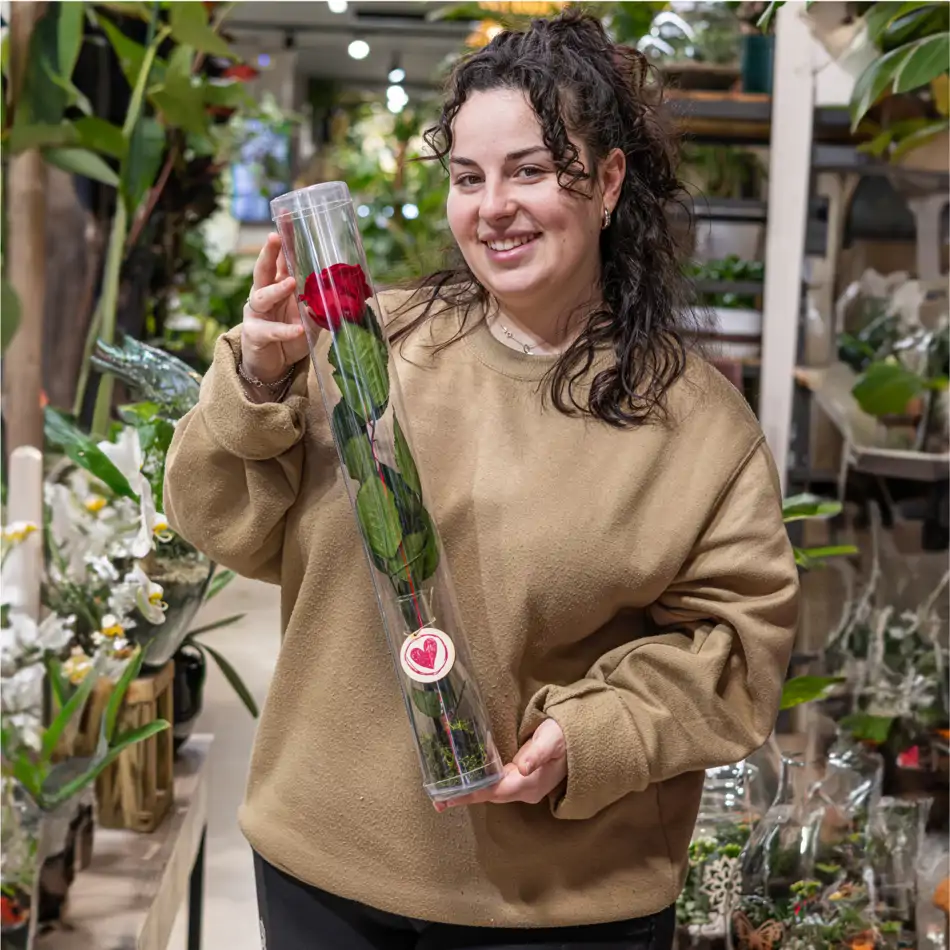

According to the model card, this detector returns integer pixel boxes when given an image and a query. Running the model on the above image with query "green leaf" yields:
[151,45,210,137]
[41,654,103,766]
[116,400,160,424]
[44,407,139,500]
[331,401,375,483]
[356,478,404,560]
[45,657,69,709]
[893,32,950,93]
[73,116,128,159]
[794,544,858,569]
[169,2,236,58]
[57,1,86,82]
[95,2,153,21]
[44,147,119,187]
[780,675,846,710]
[782,494,842,522]
[394,417,422,498]
[42,720,170,809]
[17,9,69,126]
[122,116,165,213]
[197,641,259,718]
[410,686,444,718]
[363,302,385,343]
[1,281,21,354]
[386,530,428,586]
[206,569,237,601]
[187,613,245,637]
[201,79,253,110]
[841,712,895,744]
[102,647,146,745]
[329,322,390,416]
[97,15,149,90]
[890,116,950,160]
[865,2,939,43]
[852,360,925,416]
[850,45,914,128]
[8,122,78,152]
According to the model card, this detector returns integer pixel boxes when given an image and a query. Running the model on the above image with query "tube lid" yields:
[270,182,353,221]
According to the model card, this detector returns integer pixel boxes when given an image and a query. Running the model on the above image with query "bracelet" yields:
[237,361,295,390]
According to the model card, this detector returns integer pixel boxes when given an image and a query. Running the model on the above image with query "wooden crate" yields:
[92,661,175,833]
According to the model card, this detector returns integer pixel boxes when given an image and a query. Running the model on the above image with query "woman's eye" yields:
[454,174,481,187]
[515,165,545,179]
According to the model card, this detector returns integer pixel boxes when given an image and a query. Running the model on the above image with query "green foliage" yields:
[2,648,170,812]
[44,407,139,501]
[780,675,846,710]
[0,281,20,354]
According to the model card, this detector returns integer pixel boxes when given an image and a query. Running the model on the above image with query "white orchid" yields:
[97,427,173,554]
[128,565,167,625]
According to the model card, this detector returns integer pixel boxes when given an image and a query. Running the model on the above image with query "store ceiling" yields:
[228,1,471,92]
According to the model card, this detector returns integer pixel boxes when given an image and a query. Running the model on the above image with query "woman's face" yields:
[447,88,623,320]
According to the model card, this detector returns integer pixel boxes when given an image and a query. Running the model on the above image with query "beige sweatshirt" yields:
[164,295,799,927]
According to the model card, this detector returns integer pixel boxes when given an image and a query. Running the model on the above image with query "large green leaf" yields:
[780,675,846,711]
[44,147,119,187]
[206,569,237,601]
[410,686,444,718]
[102,647,147,745]
[188,613,245,637]
[17,8,69,126]
[782,494,842,522]
[332,369,384,422]
[794,544,858,569]
[394,417,422,497]
[8,122,78,152]
[42,720,170,810]
[852,360,925,416]
[40,655,103,765]
[44,407,139,500]
[841,712,895,744]
[73,116,128,159]
[329,322,390,415]
[891,117,950,158]
[331,400,375,483]
[169,2,236,58]
[57,1,85,81]
[122,116,165,213]
[1,281,21,354]
[95,2,153,21]
[865,2,940,43]
[151,44,210,137]
[893,32,950,93]
[850,44,914,128]
[202,79,254,110]
[196,640,259,718]
[356,478,404,560]
[97,15,150,90]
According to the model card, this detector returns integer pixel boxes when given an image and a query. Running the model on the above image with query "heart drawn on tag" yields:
[410,637,438,670]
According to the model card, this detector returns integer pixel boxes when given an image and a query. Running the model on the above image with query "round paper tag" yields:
[399,627,456,684]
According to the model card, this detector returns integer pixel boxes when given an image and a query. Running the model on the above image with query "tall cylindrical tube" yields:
[271,183,504,803]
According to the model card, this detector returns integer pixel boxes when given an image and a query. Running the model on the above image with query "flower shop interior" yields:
[0,1,948,949]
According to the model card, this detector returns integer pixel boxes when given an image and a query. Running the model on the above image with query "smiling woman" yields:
[163,9,800,950]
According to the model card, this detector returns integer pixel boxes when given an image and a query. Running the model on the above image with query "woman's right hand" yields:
[240,233,310,382]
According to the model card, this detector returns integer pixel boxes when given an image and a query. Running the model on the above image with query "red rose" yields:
[300,263,372,332]
[223,64,259,82]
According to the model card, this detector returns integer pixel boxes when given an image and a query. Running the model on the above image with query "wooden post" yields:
[4,1,49,452]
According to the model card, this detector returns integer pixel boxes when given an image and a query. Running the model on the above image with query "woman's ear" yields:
[599,147,626,215]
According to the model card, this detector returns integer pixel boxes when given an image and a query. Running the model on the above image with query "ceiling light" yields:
[327,0,348,12]
[348,39,370,60]
[388,66,406,84]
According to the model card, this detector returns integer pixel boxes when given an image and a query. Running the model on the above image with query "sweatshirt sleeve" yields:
[163,328,311,585]
[519,438,800,820]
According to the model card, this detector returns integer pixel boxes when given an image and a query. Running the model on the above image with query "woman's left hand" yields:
[434,718,567,811]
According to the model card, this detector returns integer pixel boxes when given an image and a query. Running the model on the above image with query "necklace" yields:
[498,323,534,354]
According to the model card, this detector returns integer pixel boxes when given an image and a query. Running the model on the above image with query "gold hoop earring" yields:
[602,207,612,230]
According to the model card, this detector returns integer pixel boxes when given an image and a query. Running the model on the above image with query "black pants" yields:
[254,852,676,950]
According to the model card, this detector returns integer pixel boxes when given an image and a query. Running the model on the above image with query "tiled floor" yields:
[168,575,281,950]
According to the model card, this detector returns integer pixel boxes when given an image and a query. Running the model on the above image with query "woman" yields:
[165,11,799,950]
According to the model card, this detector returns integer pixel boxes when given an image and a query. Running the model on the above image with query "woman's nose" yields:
[479,181,515,223]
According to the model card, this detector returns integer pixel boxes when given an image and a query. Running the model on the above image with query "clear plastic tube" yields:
[271,182,504,803]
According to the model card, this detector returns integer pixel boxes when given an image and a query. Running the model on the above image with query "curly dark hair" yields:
[393,9,699,427]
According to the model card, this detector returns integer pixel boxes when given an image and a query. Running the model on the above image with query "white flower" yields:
[1,663,45,716]
[62,646,94,685]
[99,613,126,639]
[1,522,38,545]
[125,565,167,625]
[37,613,75,653]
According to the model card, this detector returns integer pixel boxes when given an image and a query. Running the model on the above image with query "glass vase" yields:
[271,182,504,803]
[729,753,883,950]
[678,761,767,949]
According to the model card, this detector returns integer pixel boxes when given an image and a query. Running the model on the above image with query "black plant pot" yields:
[172,644,207,755]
